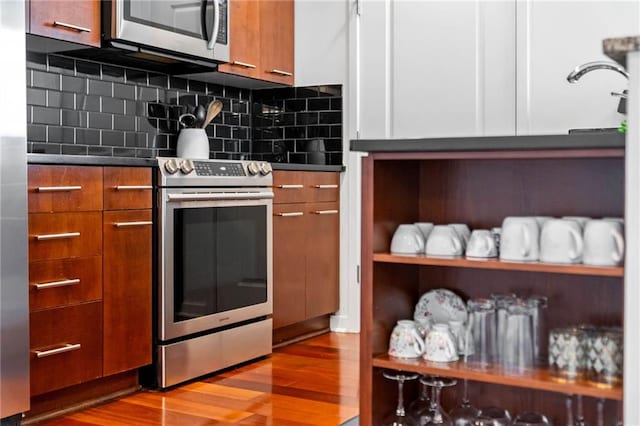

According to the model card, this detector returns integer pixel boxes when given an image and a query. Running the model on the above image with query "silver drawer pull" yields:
[34,343,81,358]
[232,60,257,69]
[313,210,339,215]
[269,69,293,77]
[53,21,92,33]
[33,278,80,290]
[36,232,80,241]
[276,212,304,217]
[114,221,153,228]
[37,186,82,192]
[276,184,304,189]
[314,184,338,189]
[115,185,152,190]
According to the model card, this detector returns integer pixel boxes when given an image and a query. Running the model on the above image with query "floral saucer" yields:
[413,288,468,325]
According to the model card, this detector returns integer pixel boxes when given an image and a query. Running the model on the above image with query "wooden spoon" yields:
[202,100,223,128]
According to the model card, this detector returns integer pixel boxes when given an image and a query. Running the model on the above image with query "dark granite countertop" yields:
[27,153,345,172]
[350,132,624,153]
[603,36,640,68]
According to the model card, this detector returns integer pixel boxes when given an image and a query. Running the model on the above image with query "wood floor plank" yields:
[43,332,359,425]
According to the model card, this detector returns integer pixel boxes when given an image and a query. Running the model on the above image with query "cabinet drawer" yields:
[29,257,102,311]
[273,171,307,204]
[29,212,102,261]
[103,167,153,211]
[28,165,103,212]
[29,0,101,47]
[305,172,340,202]
[30,302,103,396]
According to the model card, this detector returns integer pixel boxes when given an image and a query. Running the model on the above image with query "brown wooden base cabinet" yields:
[359,149,624,425]
[272,171,340,344]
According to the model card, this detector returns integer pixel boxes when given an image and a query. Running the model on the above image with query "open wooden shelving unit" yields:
[358,143,625,425]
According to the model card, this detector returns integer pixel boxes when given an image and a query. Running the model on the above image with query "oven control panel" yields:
[194,161,245,177]
[157,157,273,187]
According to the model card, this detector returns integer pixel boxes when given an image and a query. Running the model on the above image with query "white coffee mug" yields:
[390,224,425,254]
[414,222,434,242]
[449,223,471,247]
[423,323,459,362]
[388,320,425,358]
[561,216,591,229]
[499,217,540,262]
[466,229,498,259]
[533,216,553,227]
[425,225,464,257]
[540,219,584,264]
[583,219,624,266]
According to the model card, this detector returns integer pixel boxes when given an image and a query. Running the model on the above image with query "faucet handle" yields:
[611,91,628,99]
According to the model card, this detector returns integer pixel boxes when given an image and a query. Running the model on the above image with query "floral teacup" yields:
[388,320,425,358]
[424,323,459,362]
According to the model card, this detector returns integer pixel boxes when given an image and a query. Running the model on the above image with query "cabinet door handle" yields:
[114,221,153,228]
[269,69,293,77]
[37,186,82,192]
[275,212,304,217]
[35,232,80,241]
[313,184,338,189]
[33,278,80,290]
[33,343,81,358]
[115,185,152,190]
[232,61,257,69]
[52,21,92,33]
[276,184,304,189]
[313,210,339,215]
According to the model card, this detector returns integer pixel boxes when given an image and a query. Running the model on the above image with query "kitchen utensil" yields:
[414,222,434,241]
[202,100,224,128]
[391,224,425,254]
[194,104,206,128]
[448,223,471,246]
[414,289,468,326]
[176,128,209,159]
[583,219,624,266]
[465,229,498,259]
[179,113,197,128]
[425,225,464,257]
[540,219,584,264]
[502,302,534,371]
[388,320,425,358]
[499,217,540,262]
[467,298,497,366]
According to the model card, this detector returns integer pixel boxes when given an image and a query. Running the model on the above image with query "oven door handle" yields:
[167,191,274,202]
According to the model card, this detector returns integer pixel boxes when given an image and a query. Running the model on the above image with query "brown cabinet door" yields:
[305,172,340,202]
[259,0,294,85]
[102,210,152,375]
[30,302,103,396]
[273,204,307,328]
[29,0,100,47]
[273,171,306,204]
[103,167,153,211]
[28,165,103,213]
[305,202,339,319]
[29,212,103,261]
[29,256,102,311]
[218,0,261,79]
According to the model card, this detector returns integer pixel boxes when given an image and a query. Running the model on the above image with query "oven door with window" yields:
[159,188,272,342]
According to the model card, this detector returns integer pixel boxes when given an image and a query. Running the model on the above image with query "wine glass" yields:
[419,376,457,425]
[408,375,432,421]
[449,379,480,425]
[383,370,420,426]
[575,395,586,426]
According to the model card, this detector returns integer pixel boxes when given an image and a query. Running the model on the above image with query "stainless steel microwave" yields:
[105,0,230,65]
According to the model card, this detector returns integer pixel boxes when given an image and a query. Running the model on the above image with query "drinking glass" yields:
[502,302,534,372]
[420,376,457,425]
[491,293,517,365]
[449,379,479,426]
[467,298,497,366]
[596,398,605,426]
[383,371,420,426]
[477,407,512,426]
[512,412,552,425]
[408,375,432,421]
[525,295,548,365]
[574,394,586,426]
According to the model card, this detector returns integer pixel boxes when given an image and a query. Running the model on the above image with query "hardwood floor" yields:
[42,332,359,425]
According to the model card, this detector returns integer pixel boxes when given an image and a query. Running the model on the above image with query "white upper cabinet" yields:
[516,0,640,134]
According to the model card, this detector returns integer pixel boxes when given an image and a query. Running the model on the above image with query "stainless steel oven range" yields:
[156,157,273,388]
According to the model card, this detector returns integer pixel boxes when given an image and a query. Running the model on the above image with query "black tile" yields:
[27,125,46,142]
[32,143,61,154]
[88,146,113,156]
[330,126,342,138]
[223,112,240,126]
[163,90,179,105]
[61,75,86,93]
[88,112,112,129]
[260,127,284,139]
[239,140,251,152]
[125,100,137,115]
[148,73,168,88]
[147,103,167,118]
[241,114,251,127]
[125,132,148,148]
[156,119,171,133]
[253,116,272,128]
[329,152,343,165]
[27,106,31,123]
[295,140,309,152]
[76,128,100,145]
[224,140,239,151]
[167,105,185,120]
[231,100,248,114]
[224,86,240,99]
[138,117,158,133]
[102,97,125,115]
[324,138,342,152]
[61,144,88,155]
[207,83,224,96]
[297,112,318,125]
[135,148,154,158]
[233,127,248,139]
[209,138,223,151]
[296,87,318,98]
[189,80,206,93]
[331,98,342,110]
[138,87,158,102]
[76,95,100,112]
[48,127,75,144]
[88,79,112,96]
[102,130,125,146]
[215,125,231,139]
[62,110,87,127]
[114,115,136,131]
[33,71,60,90]
[114,83,136,100]
[319,111,342,124]
[239,88,251,101]
[282,140,295,152]
[26,51,47,70]
[178,94,197,108]
[205,126,215,137]
[213,152,232,160]
[27,88,46,106]
[285,126,306,139]
[150,134,168,149]
[285,99,306,112]
[76,60,101,77]
[113,147,138,157]
[126,69,147,84]
[169,77,188,90]
[48,91,74,109]
[288,152,307,163]
[102,65,125,82]
[317,85,341,96]
[48,55,75,74]
[220,98,232,111]
[308,125,330,138]
[253,141,274,153]
[32,107,60,125]
[308,98,331,111]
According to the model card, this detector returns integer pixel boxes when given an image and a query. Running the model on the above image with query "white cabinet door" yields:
[516,0,640,135]
[357,0,516,139]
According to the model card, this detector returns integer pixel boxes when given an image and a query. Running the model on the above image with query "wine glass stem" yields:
[597,398,604,426]
[576,394,585,423]
[462,379,470,404]
[396,378,406,417]
[432,384,444,422]
[566,395,574,426]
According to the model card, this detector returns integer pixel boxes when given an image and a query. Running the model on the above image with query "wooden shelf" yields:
[373,253,624,277]
[373,353,622,401]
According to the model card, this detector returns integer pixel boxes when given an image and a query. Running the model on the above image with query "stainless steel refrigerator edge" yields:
[0,0,30,421]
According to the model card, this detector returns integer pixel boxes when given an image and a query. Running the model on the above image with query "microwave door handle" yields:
[209,0,220,50]
[201,0,209,43]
